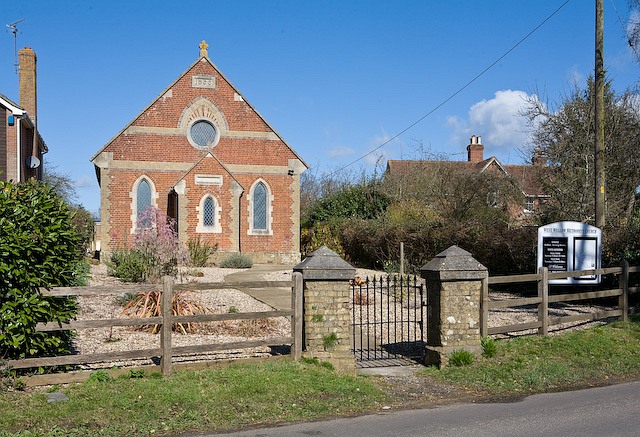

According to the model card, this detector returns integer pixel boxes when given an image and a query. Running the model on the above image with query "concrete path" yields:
[224,264,294,310]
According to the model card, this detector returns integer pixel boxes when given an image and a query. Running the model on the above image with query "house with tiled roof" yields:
[386,135,547,220]
[91,41,308,264]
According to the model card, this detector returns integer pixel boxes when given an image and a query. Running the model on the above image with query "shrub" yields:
[133,207,188,283]
[301,224,345,258]
[0,180,81,359]
[219,253,253,269]
[449,349,474,367]
[481,336,497,358]
[187,237,218,267]
[108,207,189,283]
[108,248,147,283]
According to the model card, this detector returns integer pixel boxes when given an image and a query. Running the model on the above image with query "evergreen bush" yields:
[108,248,147,283]
[219,253,253,269]
[0,180,82,359]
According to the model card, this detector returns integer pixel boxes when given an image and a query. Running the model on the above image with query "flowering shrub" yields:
[109,207,189,283]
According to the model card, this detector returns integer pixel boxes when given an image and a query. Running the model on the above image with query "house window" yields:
[196,194,221,233]
[525,196,535,211]
[487,191,499,208]
[189,119,219,149]
[248,180,272,235]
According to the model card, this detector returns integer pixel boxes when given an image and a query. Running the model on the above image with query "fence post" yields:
[161,276,173,377]
[480,276,489,337]
[538,267,548,336]
[292,271,303,360]
[619,260,629,322]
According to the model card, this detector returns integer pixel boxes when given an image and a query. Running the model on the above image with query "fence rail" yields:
[481,262,636,336]
[7,273,303,381]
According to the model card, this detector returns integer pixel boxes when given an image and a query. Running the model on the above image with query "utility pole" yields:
[595,0,606,228]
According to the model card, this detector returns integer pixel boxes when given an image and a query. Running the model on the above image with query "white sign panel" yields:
[537,221,601,285]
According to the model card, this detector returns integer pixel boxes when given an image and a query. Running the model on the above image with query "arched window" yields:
[136,178,152,229]
[253,182,267,230]
[249,180,272,235]
[203,196,215,227]
[196,194,221,233]
[130,176,157,234]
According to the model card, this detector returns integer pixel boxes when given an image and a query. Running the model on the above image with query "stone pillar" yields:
[420,246,487,367]
[293,246,356,374]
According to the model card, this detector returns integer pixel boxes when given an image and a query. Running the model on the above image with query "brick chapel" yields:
[91,41,308,264]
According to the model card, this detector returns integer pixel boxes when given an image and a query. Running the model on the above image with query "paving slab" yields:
[224,264,294,310]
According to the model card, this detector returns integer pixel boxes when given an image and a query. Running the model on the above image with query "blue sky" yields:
[1,1,638,215]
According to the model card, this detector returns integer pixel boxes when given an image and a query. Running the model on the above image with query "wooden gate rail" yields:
[6,273,303,379]
[481,262,637,337]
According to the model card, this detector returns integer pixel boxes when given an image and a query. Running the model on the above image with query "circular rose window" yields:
[189,119,219,148]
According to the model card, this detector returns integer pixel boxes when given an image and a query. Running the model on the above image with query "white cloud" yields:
[447,89,536,161]
[326,145,355,158]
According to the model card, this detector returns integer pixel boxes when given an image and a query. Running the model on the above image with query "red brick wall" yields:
[98,56,303,260]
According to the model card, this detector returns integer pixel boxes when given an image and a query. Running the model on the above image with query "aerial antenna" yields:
[6,18,25,74]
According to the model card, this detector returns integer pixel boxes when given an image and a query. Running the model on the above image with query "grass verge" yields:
[3,318,640,435]
[422,315,640,396]
[0,360,385,437]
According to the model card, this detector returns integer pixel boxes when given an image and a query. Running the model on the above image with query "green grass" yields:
[0,360,385,437]
[3,318,640,436]
[423,316,640,395]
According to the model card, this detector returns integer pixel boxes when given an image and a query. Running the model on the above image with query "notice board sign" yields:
[537,221,601,285]
[542,237,568,272]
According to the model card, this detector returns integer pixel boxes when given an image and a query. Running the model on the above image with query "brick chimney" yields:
[532,146,545,166]
[19,47,37,127]
[467,135,484,162]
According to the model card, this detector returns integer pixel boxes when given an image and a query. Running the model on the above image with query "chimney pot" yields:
[467,135,484,162]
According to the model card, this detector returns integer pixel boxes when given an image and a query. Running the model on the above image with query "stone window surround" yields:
[196,193,222,234]
[247,178,273,236]
[130,175,158,234]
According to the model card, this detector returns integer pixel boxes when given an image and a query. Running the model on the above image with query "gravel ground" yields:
[76,264,291,369]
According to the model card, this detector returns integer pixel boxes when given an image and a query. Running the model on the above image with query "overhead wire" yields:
[321,0,572,180]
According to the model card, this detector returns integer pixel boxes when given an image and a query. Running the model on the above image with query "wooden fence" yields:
[481,262,639,336]
[6,273,303,385]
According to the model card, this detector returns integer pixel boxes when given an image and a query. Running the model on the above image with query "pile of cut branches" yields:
[120,291,210,334]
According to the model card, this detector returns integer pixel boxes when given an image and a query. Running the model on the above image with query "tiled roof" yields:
[386,157,546,196]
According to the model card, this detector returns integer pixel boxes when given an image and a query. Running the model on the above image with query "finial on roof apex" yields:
[199,40,209,58]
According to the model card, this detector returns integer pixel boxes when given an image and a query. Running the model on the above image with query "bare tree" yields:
[523,77,640,226]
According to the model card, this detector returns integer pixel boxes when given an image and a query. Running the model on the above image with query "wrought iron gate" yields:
[351,275,425,366]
